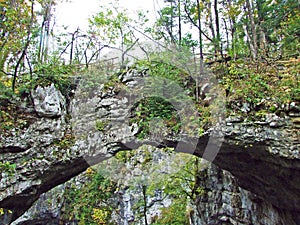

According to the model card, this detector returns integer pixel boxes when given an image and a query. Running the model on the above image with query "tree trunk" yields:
[12,1,34,91]
[214,0,223,58]
[223,18,230,55]
[69,29,79,65]
[142,185,148,225]
[245,0,258,59]
[178,0,182,44]
[196,0,203,102]
[208,1,217,58]
[38,0,53,63]
[256,0,267,57]
[243,24,256,58]
[225,0,237,59]
[231,18,236,59]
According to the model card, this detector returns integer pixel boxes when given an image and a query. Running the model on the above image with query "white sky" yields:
[54,0,164,32]
[52,0,167,61]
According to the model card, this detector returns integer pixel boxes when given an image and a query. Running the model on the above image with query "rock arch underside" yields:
[0,66,299,225]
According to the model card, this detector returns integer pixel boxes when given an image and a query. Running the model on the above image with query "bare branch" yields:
[183,1,213,42]
[12,0,35,91]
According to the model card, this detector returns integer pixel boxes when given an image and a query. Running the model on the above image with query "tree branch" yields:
[183,1,213,42]
[12,0,35,91]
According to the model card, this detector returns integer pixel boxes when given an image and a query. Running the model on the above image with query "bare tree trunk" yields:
[225,0,237,59]
[12,1,34,91]
[120,28,125,67]
[230,18,236,59]
[208,1,217,58]
[38,21,45,62]
[196,0,203,102]
[178,0,182,44]
[43,14,50,63]
[69,29,79,65]
[243,24,256,58]
[184,0,213,42]
[223,18,230,54]
[38,0,54,63]
[214,0,223,59]
[142,185,148,225]
[245,0,258,59]
[258,25,267,56]
[256,0,267,57]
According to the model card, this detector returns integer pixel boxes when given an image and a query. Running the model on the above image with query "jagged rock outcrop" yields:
[31,84,66,118]
[11,184,65,225]
[8,162,297,225]
[0,68,299,224]
[193,163,297,225]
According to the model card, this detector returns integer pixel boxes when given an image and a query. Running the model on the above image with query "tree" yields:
[244,0,258,59]
[0,0,36,78]
[155,0,184,44]
[148,155,205,224]
[213,0,223,58]
[221,0,241,59]
[89,3,135,66]
[37,0,56,63]
[261,0,300,57]
[61,168,117,225]
[153,1,177,43]
[0,0,65,91]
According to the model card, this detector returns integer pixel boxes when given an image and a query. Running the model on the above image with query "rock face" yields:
[194,164,297,225]
[11,184,65,225]
[8,162,297,225]
[0,68,299,224]
[31,84,65,118]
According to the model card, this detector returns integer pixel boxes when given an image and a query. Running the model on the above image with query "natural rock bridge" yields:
[0,68,299,224]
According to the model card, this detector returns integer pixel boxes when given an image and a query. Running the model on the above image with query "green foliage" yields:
[53,134,75,150]
[128,58,198,139]
[0,81,14,103]
[89,3,133,47]
[146,156,204,224]
[134,59,190,88]
[150,157,205,200]
[112,148,203,224]
[92,208,110,225]
[95,120,110,132]
[197,106,212,133]
[219,59,300,113]
[130,96,181,138]
[0,103,29,133]
[114,147,161,169]
[0,0,36,72]
[75,66,124,99]
[0,161,16,176]
[1,0,299,223]
[260,0,300,56]
[228,32,250,58]
[181,33,198,49]
[62,169,116,225]
[280,12,300,55]
[151,198,189,225]
[1,57,76,100]
[30,58,76,97]
[114,150,136,164]
[0,208,12,216]
[103,74,123,92]
[154,5,179,42]
[0,109,14,131]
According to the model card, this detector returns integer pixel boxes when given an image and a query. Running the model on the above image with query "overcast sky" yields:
[54,0,164,32]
